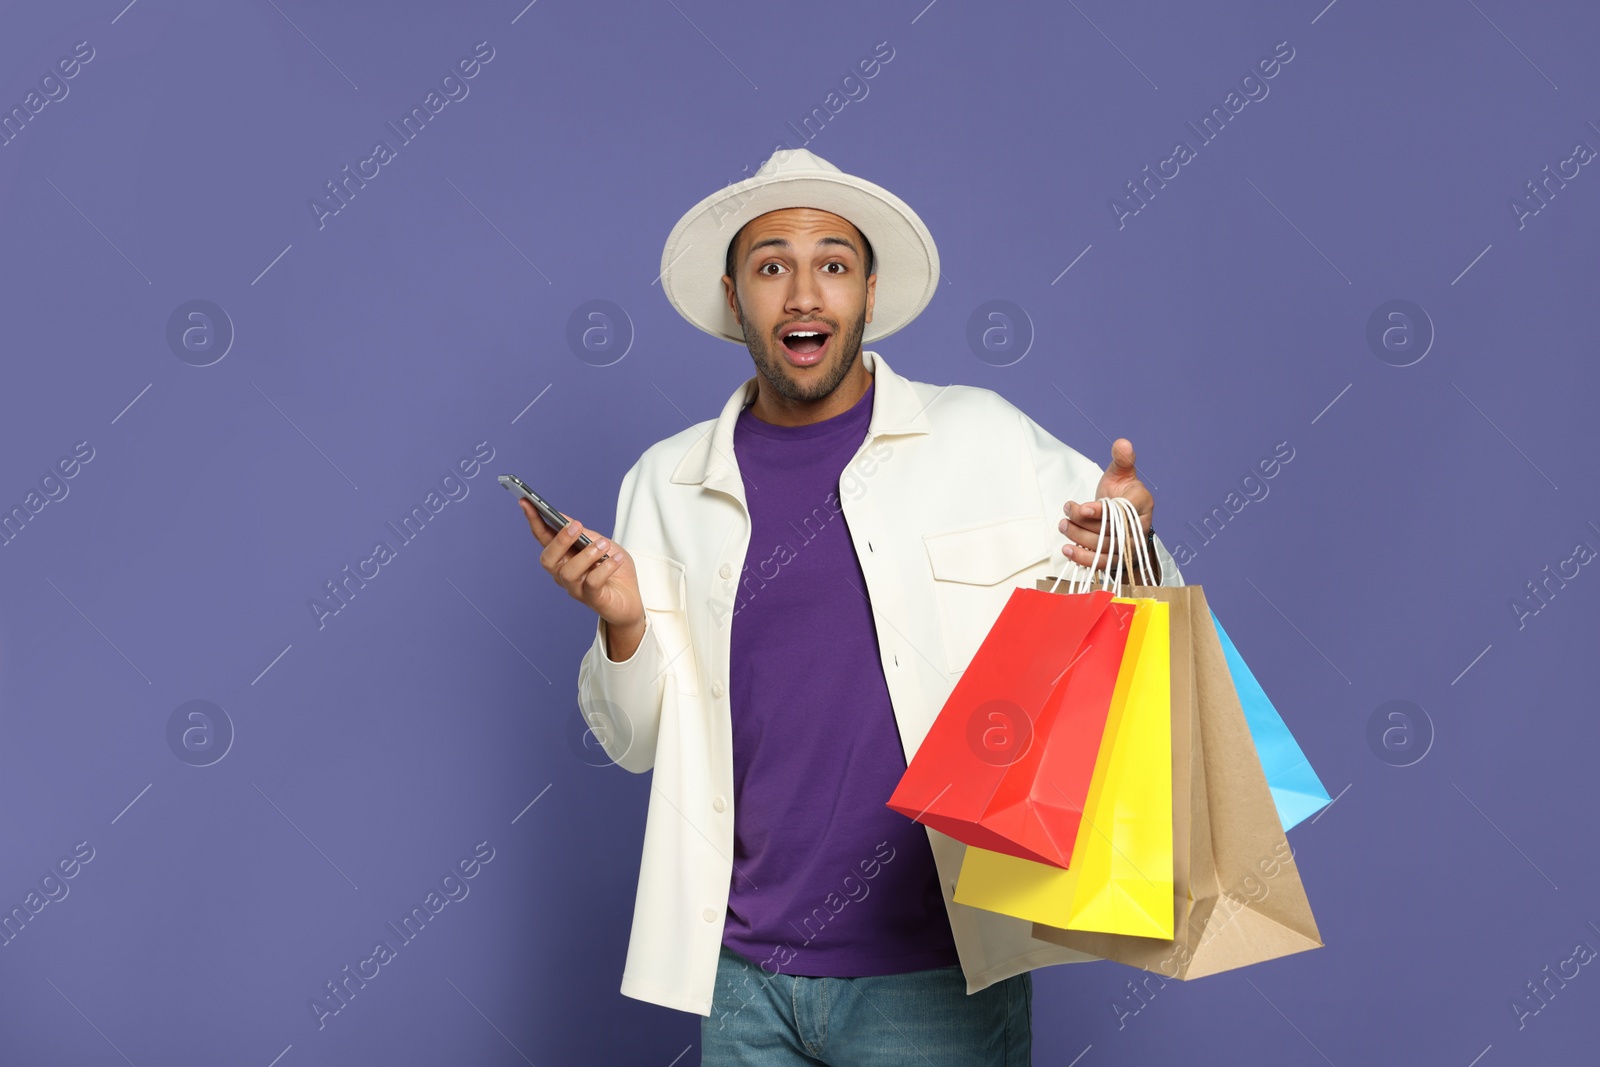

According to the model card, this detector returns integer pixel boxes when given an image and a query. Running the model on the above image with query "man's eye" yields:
[824,262,845,273]
[759,263,784,275]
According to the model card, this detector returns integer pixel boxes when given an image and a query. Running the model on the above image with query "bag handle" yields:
[1112,496,1158,588]
[1046,496,1156,595]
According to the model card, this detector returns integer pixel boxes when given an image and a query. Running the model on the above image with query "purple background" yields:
[2,1,1596,1063]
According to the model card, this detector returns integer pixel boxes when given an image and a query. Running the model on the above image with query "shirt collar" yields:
[669,348,933,493]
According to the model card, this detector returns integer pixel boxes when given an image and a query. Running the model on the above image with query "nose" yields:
[785,266,823,317]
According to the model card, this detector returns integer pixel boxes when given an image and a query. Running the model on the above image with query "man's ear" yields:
[721,274,740,326]
[864,271,876,324]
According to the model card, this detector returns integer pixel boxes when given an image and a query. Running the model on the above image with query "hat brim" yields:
[660,170,939,345]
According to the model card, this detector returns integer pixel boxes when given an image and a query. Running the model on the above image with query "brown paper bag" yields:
[1026,579,1322,979]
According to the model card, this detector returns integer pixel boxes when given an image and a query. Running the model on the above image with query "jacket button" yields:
[702,907,718,923]
[711,681,724,697]
[719,563,732,579]
[712,795,726,812]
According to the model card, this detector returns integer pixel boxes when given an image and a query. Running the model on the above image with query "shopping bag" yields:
[1028,580,1323,979]
[1210,611,1331,831]
[887,495,1149,869]
[954,592,1174,939]
[885,587,1135,867]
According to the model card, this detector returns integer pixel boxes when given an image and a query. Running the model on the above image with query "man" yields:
[523,149,1183,1065]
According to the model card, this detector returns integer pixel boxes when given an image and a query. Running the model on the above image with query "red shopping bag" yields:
[886,586,1135,868]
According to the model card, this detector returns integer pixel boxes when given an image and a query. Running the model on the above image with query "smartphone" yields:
[500,475,609,560]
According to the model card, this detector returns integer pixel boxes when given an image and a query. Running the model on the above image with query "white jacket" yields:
[576,348,1184,1016]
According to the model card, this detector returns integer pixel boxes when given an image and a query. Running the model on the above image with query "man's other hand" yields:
[1059,438,1157,579]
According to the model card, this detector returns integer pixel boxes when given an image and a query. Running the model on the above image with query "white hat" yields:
[659,148,940,345]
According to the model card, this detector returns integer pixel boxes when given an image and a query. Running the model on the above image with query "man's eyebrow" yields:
[744,235,862,260]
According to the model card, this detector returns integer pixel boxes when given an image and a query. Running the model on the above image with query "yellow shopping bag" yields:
[953,595,1174,939]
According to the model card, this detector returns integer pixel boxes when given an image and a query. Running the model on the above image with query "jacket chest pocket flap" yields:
[923,515,1049,675]
[632,551,700,696]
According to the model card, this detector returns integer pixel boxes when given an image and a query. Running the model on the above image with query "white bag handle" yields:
[1105,497,1128,591]
[1113,497,1158,587]
[1046,496,1156,594]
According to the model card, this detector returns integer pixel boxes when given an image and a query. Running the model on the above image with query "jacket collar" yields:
[669,348,932,494]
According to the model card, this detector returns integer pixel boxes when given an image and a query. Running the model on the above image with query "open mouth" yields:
[777,323,832,369]
[779,323,833,366]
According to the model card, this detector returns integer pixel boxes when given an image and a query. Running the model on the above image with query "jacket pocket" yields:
[922,515,1050,674]
[631,551,700,696]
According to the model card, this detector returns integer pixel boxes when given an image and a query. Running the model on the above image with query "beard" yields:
[736,294,868,406]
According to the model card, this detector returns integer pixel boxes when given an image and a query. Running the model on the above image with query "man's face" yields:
[721,207,876,406]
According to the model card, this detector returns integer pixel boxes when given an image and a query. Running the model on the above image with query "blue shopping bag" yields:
[1210,610,1331,831]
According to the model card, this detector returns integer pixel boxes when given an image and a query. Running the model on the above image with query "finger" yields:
[1061,541,1120,570]
[567,537,615,593]
[1090,492,1147,531]
[539,517,588,573]
[582,550,624,595]
[1058,517,1108,552]
[582,528,612,562]
[1063,500,1104,525]
[552,511,602,557]
[557,531,611,586]
[1107,438,1137,479]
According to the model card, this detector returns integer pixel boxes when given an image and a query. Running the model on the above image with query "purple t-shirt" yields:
[719,377,961,977]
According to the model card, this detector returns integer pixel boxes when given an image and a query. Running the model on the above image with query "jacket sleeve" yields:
[574,458,667,774]
[1016,407,1186,589]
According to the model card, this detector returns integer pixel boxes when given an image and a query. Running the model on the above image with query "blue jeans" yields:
[700,944,1032,1066]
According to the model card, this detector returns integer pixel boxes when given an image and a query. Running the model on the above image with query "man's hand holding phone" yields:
[519,500,646,663]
